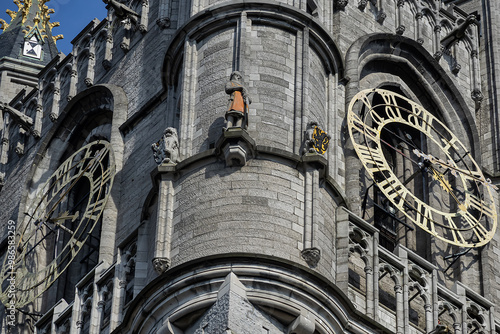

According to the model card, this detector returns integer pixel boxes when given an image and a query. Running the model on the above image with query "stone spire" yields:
[0,0,62,64]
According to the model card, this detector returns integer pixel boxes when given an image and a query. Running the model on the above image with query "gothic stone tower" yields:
[0,0,499,333]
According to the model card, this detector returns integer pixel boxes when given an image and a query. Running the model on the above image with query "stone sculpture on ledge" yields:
[303,121,330,155]
[152,127,180,165]
[225,71,251,129]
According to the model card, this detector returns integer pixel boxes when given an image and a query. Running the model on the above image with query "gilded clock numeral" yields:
[377,174,408,210]
[379,91,403,120]
[356,145,386,171]
[51,160,72,197]
[44,261,59,281]
[350,113,380,142]
[461,211,488,241]
[84,198,107,221]
[67,239,84,258]
[408,106,435,136]
[445,216,466,244]
[438,135,459,154]
[93,166,112,187]
[466,193,496,218]
[414,201,436,234]
[358,91,373,110]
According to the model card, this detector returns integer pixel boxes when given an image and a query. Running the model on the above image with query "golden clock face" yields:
[0,141,115,307]
[347,89,497,248]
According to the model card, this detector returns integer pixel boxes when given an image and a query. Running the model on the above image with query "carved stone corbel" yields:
[152,257,170,275]
[301,247,321,267]
[216,128,256,167]
[156,17,171,29]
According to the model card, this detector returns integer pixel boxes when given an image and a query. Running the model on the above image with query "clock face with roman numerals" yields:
[347,88,497,248]
[0,141,115,307]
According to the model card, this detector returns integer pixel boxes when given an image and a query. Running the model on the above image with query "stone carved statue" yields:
[304,121,319,154]
[441,15,478,52]
[103,0,140,25]
[303,121,330,155]
[152,127,180,165]
[225,71,251,129]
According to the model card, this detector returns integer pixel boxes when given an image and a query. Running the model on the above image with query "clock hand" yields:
[413,149,498,190]
[428,165,467,211]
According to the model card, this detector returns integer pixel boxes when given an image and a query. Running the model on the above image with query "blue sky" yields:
[0,0,107,55]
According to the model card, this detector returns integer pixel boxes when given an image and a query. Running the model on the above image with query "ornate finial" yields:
[1,0,63,44]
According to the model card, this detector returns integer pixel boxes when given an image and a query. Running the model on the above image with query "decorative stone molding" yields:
[396,25,405,35]
[334,0,348,10]
[434,50,443,60]
[120,42,129,52]
[287,314,315,334]
[138,24,147,33]
[301,247,321,267]
[30,128,41,139]
[85,78,93,87]
[70,69,78,78]
[119,280,127,288]
[376,11,386,23]
[1,138,8,145]
[66,95,73,102]
[156,17,171,29]
[152,257,170,275]
[49,112,58,122]
[471,89,483,103]
[451,61,461,74]
[358,0,368,10]
[102,60,112,71]
[217,128,255,167]
[15,144,24,156]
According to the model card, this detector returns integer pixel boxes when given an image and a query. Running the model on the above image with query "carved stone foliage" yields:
[152,127,181,165]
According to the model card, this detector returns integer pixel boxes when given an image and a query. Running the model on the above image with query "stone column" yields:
[179,39,197,158]
[153,169,175,274]
[85,39,96,87]
[103,27,113,71]
[139,0,149,33]
[396,0,405,35]
[395,283,404,334]
[365,265,374,318]
[372,231,380,322]
[433,25,443,59]
[415,13,424,45]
